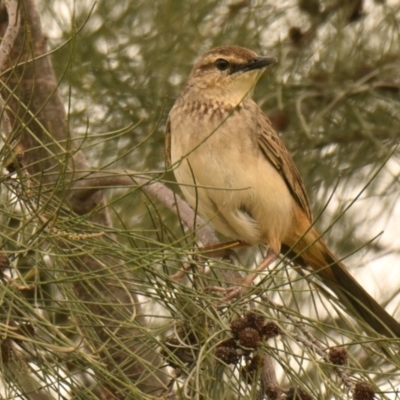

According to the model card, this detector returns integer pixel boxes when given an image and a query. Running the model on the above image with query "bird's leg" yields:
[169,262,196,281]
[170,240,249,280]
[208,248,278,302]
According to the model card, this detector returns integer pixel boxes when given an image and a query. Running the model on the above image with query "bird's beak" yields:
[232,56,278,74]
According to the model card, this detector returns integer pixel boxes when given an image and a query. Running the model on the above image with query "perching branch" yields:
[68,170,219,246]
[0,0,169,397]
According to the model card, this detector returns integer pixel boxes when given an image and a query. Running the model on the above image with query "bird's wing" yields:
[165,117,172,165]
[256,110,312,220]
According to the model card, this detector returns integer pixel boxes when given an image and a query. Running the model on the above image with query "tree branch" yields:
[0,1,169,397]
[69,170,219,246]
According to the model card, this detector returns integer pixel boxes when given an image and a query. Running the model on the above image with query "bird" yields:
[165,45,400,338]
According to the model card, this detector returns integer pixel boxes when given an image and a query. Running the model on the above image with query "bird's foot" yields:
[205,250,278,303]
[169,240,247,280]
[205,282,250,302]
[170,263,194,280]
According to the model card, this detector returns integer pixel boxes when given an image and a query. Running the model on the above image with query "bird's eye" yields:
[215,59,230,71]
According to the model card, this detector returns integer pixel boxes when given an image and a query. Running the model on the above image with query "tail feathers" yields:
[285,228,400,338]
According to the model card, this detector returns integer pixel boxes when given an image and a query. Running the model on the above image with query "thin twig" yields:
[69,170,246,285]
[261,295,353,391]
[0,0,170,396]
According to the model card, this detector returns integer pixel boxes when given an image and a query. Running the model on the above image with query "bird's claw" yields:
[205,284,248,303]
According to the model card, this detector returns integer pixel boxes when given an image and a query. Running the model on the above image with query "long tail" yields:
[284,225,400,338]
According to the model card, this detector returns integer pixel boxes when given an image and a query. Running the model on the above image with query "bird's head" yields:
[186,45,277,105]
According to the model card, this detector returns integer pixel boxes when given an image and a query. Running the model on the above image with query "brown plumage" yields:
[166,45,400,337]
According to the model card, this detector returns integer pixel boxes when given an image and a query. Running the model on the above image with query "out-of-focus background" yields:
[44,0,400,273]
[1,1,400,398]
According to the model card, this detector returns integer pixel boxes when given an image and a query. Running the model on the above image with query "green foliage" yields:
[1,0,400,399]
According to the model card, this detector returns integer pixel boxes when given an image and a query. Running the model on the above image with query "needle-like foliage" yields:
[1,1,400,399]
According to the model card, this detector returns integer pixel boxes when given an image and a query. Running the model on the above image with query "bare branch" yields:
[261,295,353,391]
[69,170,219,246]
[0,0,169,396]
[259,353,283,400]
[68,170,246,285]
[0,0,20,73]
